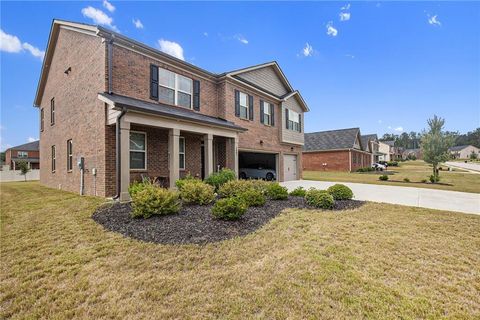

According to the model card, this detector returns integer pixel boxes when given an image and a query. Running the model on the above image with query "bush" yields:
[218,180,252,198]
[387,161,399,167]
[289,186,307,197]
[305,188,335,209]
[265,182,288,200]
[327,184,353,200]
[175,173,196,190]
[429,175,440,183]
[238,188,266,207]
[179,180,215,205]
[403,178,410,182]
[129,178,158,197]
[379,175,389,181]
[205,168,236,191]
[211,197,248,220]
[131,184,181,218]
[421,179,428,183]
[356,167,374,173]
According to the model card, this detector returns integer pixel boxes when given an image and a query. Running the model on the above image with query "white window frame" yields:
[51,145,56,173]
[67,139,73,172]
[264,103,272,126]
[18,151,28,158]
[239,92,249,119]
[129,131,147,171]
[287,109,300,132]
[50,98,55,125]
[158,68,193,109]
[179,136,185,170]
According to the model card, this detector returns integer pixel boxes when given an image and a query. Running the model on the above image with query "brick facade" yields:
[303,149,371,172]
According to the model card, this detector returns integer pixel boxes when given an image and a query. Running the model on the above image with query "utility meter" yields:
[77,157,85,170]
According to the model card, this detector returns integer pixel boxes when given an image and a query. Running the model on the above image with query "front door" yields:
[283,155,297,181]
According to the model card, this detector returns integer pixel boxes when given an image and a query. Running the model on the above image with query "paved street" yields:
[445,161,480,173]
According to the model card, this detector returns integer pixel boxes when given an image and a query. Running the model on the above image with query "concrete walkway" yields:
[445,161,480,174]
[281,180,480,215]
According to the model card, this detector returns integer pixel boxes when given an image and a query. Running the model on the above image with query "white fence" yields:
[0,169,40,182]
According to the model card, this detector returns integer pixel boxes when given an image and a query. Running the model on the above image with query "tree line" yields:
[380,128,480,149]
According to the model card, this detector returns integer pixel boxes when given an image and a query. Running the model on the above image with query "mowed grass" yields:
[304,160,480,193]
[1,182,480,319]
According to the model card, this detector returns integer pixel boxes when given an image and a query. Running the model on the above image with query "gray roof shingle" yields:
[360,134,378,151]
[449,145,476,151]
[8,140,39,151]
[304,128,360,152]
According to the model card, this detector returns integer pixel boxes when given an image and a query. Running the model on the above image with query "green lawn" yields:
[1,182,480,319]
[304,160,480,194]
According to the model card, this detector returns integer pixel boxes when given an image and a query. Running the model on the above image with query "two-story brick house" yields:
[34,20,309,200]
[4,141,40,170]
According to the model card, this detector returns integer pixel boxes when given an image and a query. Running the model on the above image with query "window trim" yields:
[40,108,44,132]
[50,98,55,126]
[158,67,193,109]
[287,109,301,132]
[179,136,185,170]
[129,131,147,171]
[67,139,73,172]
[239,91,249,120]
[51,145,56,173]
[263,102,272,126]
[18,151,28,158]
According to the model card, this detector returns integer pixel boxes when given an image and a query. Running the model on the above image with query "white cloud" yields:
[234,34,249,44]
[158,39,185,60]
[341,4,351,10]
[302,43,314,57]
[0,29,22,52]
[394,126,404,132]
[132,18,144,29]
[326,22,338,37]
[27,137,37,143]
[203,32,208,37]
[345,54,355,59]
[81,6,118,31]
[1,29,44,60]
[378,120,382,124]
[339,12,351,21]
[103,0,115,12]
[428,14,441,26]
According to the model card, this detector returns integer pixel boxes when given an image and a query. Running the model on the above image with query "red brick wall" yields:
[303,150,351,172]
[39,28,107,196]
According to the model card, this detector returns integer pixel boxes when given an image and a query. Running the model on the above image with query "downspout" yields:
[113,107,127,200]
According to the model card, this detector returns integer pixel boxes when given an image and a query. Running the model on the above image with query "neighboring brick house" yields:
[34,20,309,200]
[360,134,383,164]
[4,141,40,170]
[449,145,480,159]
[303,128,371,172]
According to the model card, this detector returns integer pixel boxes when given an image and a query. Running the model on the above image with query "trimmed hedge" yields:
[175,173,197,190]
[179,180,215,205]
[131,183,181,218]
[238,188,266,207]
[289,186,307,197]
[265,182,288,200]
[305,188,334,209]
[327,184,353,200]
[211,197,248,220]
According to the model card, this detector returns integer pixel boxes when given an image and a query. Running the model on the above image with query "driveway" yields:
[281,180,480,215]
[445,161,480,174]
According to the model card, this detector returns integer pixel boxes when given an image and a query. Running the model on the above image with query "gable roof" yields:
[449,145,478,151]
[304,128,362,152]
[7,140,39,151]
[382,140,395,147]
[360,134,378,151]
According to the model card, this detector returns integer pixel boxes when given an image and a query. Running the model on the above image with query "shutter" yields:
[150,64,159,100]
[248,95,254,120]
[234,90,240,117]
[260,100,264,124]
[193,80,200,111]
[285,108,289,129]
[271,104,275,126]
[298,113,302,132]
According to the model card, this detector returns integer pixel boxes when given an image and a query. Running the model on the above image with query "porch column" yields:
[233,135,239,178]
[119,119,131,201]
[204,133,214,178]
[169,128,180,189]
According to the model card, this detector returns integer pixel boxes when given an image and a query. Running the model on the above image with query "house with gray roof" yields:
[303,128,373,172]
[449,145,480,159]
[4,141,40,170]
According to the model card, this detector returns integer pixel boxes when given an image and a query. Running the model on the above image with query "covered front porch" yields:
[100,93,246,201]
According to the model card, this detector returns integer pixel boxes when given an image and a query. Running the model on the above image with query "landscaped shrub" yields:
[305,188,334,209]
[175,173,196,190]
[218,179,254,198]
[429,174,440,183]
[379,175,389,181]
[129,178,158,197]
[289,186,307,197]
[403,178,410,182]
[211,197,248,220]
[265,182,288,200]
[179,180,215,205]
[238,188,266,207]
[248,179,270,194]
[421,179,427,183]
[131,184,181,218]
[387,161,399,167]
[205,168,236,191]
[327,184,353,200]
[356,167,374,172]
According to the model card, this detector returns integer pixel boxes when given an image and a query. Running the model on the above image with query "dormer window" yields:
[158,68,192,108]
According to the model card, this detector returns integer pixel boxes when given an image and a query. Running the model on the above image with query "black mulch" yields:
[92,197,365,245]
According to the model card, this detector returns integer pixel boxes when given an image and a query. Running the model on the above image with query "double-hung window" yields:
[40,108,44,131]
[130,132,146,170]
[158,68,193,108]
[239,92,249,119]
[264,103,272,126]
[67,139,73,172]
[287,109,300,132]
[50,98,55,125]
[51,145,56,172]
[179,137,185,170]
[18,151,28,158]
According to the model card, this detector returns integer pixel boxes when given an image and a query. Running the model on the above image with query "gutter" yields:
[113,107,127,200]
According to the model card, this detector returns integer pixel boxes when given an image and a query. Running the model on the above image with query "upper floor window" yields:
[287,109,301,132]
[158,68,192,108]
[51,145,56,172]
[67,139,73,172]
[50,98,55,125]
[18,151,28,158]
[179,137,185,170]
[40,108,44,132]
[261,102,274,126]
[239,92,249,119]
[130,132,146,170]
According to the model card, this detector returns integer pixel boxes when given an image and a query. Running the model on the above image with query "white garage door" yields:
[283,155,297,181]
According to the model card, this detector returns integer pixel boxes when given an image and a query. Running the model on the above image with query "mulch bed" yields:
[92,197,365,245]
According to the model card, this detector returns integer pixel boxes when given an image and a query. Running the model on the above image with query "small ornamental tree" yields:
[17,161,31,182]
[421,115,454,183]
[470,151,478,160]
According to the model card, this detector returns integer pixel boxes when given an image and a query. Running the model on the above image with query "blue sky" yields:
[1,1,479,151]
